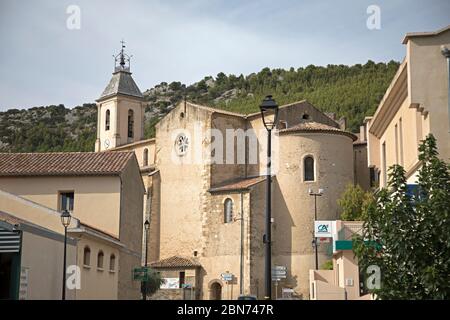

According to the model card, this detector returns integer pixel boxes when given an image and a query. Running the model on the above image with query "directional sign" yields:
[271,265,287,281]
[133,267,150,281]
[221,273,233,282]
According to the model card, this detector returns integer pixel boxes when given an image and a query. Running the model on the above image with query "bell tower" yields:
[95,41,145,152]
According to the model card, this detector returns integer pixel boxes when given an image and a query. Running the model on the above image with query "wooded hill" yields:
[0,60,399,152]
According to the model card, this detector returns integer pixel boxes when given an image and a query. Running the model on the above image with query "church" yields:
[96,44,367,299]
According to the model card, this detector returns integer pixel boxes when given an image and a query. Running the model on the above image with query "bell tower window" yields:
[105,109,110,131]
[128,109,134,138]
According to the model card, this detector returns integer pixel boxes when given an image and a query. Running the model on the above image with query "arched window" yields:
[143,148,148,166]
[127,109,134,138]
[83,246,91,266]
[109,254,116,272]
[304,156,315,181]
[105,109,110,131]
[224,198,233,223]
[97,250,104,269]
[302,113,310,120]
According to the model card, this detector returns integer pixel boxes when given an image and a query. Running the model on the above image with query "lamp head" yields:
[144,219,150,230]
[259,95,279,130]
[60,210,71,228]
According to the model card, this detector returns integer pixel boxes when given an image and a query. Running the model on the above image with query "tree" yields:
[338,184,374,221]
[142,268,165,297]
[353,134,450,299]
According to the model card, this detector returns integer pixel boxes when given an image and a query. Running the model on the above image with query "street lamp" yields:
[142,219,150,301]
[60,209,71,300]
[309,188,323,270]
[260,95,279,300]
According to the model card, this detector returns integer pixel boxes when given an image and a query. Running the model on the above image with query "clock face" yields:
[104,139,110,149]
[175,133,189,156]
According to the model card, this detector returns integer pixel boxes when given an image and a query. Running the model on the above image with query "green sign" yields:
[133,267,150,281]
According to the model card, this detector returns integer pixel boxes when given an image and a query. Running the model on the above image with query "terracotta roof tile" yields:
[0,152,134,177]
[279,121,357,141]
[209,176,266,193]
[150,256,201,269]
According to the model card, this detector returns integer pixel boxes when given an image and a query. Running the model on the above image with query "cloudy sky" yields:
[0,0,449,110]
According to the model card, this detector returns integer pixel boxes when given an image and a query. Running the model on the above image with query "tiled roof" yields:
[150,256,201,269]
[209,176,266,193]
[279,121,357,141]
[98,70,143,101]
[0,152,134,177]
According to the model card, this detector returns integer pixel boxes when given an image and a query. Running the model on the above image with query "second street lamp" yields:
[60,209,71,300]
[309,188,323,270]
[142,219,150,301]
[259,95,279,300]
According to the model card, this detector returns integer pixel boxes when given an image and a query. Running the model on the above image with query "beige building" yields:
[0,151,145,299]
[309,220,372,300]
[366,25,450,187]
[0,191,78,300]
[96,52,362,299]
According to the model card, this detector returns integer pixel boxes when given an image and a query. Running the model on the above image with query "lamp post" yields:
[259,95,279,300]
[142,219,150,301]
[60,209,71,300]
[309,188,323,270]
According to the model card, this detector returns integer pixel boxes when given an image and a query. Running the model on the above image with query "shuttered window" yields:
[0,227,21,253]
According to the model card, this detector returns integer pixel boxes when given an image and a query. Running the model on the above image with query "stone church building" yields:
[95,46,367,300]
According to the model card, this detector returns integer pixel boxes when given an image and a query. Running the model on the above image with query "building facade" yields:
[0,152,145,299]
[366,25,450,187]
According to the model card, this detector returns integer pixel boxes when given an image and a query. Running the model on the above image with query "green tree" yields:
[142,268,165,297]
[338,184,374,221]
[353,134,450,299]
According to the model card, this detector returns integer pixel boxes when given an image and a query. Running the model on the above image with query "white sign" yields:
[161,278,179,289]
[271,265,287,281]
[19,267,29,300]
[314,220,334,238]
[221,273,233,282]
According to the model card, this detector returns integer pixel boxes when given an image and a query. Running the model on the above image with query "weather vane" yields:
[113,39,133,72]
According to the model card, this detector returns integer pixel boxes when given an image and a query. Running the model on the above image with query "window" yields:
[105,109,110,131]
[179,272,185,288]
[143,148,149,166]
[224,198,233,223]
[109,254,116,271]
[127,109,134,138]
[399,118,404,166]
[83,246,91,266]
[302,113,310,120]
[97,251,104,269]
[60,192,74,212]
[304,156,315,181]
[395,124,399,164]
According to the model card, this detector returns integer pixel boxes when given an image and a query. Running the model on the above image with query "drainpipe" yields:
[441,46,450,133]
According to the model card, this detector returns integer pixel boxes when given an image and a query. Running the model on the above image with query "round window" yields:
[175,133,189,156]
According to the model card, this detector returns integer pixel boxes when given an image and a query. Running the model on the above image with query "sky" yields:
[0,0,449,111]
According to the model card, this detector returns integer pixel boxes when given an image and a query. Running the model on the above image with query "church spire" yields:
[114,40,132,73]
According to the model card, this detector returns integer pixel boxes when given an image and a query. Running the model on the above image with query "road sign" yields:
[221,273,233,282]
[271,265,287,281]
[133,267,150,281]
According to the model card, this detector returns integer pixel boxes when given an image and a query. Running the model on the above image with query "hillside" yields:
[0,60,399,152]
